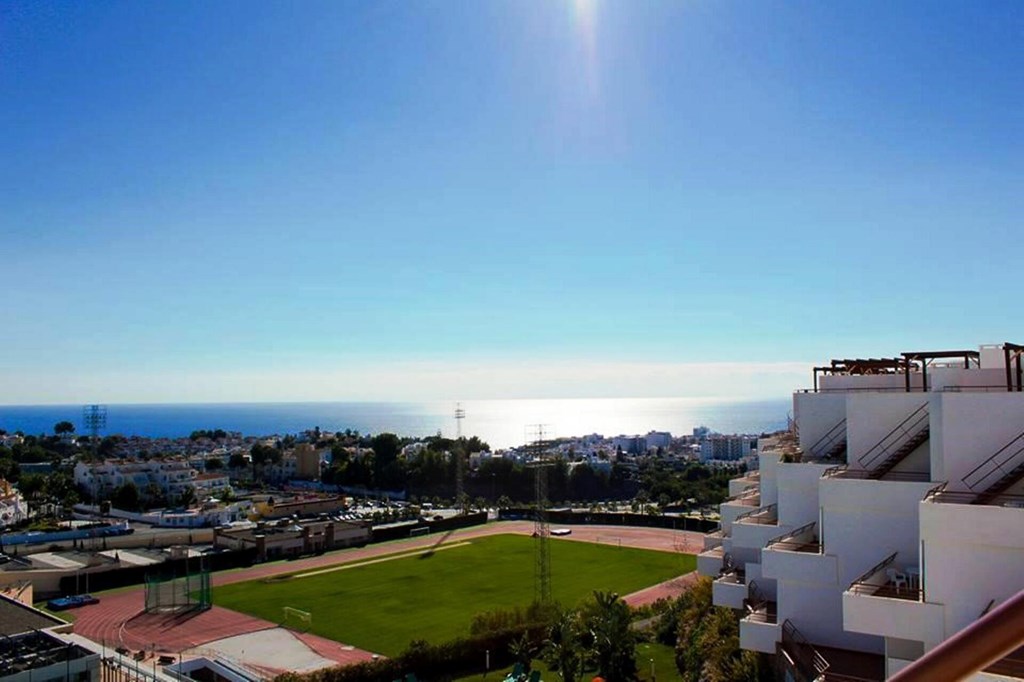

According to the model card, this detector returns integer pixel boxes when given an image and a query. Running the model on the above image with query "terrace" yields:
[823,465,931,483]
[924,482,1024,508]
[843,552,943,645]
[764,521,821,554]
[733,503,778,526]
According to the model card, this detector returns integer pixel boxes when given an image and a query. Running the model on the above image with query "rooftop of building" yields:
[0,593,64,636]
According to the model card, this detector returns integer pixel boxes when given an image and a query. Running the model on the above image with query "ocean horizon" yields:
[0,397,791,449]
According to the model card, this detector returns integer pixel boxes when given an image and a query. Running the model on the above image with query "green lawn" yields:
[213,534,694,656]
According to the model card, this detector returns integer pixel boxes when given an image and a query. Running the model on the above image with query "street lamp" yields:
[650,657,655,681]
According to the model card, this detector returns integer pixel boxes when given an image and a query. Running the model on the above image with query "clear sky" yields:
[1,1,1021,404]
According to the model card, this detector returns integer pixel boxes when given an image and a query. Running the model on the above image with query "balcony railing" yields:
[719,552,745,582]
[725,487,761,506]
[848,551,923,602]
[781,620,830,680]
[734,503,778,525]
[765,521,822,554]
[924,481,1024,508]
[744,580,778,624]
[823,465,931,482]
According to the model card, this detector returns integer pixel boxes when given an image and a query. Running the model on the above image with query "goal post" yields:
[282,606,313,631]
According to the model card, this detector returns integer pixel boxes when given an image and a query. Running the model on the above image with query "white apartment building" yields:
[0,479,27,528]
[74,459,203,502]
[698,342,1024,682]
[699,435,755,462]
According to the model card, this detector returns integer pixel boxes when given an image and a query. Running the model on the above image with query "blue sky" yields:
[1,1,1021,403]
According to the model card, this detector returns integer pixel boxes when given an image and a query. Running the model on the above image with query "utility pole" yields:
[527,424,553,603]
[455,403,466,514]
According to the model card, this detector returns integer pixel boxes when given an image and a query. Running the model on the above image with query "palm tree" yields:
[543,612,582,682]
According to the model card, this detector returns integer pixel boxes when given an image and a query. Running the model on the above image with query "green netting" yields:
[143,570,211,613]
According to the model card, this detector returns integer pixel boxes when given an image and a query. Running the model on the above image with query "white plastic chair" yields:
[886,567,908,592]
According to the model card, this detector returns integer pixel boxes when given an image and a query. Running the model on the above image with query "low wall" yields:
[369,512,488,543]
[497,509,717,533]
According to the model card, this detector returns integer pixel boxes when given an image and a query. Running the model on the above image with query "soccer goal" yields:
[409,526,430,538]
[282,606,313,631]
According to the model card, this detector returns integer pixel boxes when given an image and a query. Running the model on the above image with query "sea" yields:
[0,397,790,449]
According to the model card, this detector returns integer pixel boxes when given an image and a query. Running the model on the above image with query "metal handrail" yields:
[781,620,830,678]
[848,551,923,601]
[962,430,1024,492]
[765,521,821,553]
[824,466,931,482]
[858,403,929,470]
[734,503,777,524]
[808,419,846,459]
[850,551,898,587]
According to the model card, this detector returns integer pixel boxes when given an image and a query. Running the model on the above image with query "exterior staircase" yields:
[964,430,1024,504]
[859,403,929,479]
[868,427,930,479]
[809,419,847,461]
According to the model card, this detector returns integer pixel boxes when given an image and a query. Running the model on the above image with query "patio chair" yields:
[886,567,908,592]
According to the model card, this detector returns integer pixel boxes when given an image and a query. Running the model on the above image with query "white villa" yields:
[699,342,1024,681]
[0,478,28,528]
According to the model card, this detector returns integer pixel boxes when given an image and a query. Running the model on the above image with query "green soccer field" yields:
[213,534,694,655]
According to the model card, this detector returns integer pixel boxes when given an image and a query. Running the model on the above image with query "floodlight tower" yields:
[455,403,466,513]
[527,424,554,603]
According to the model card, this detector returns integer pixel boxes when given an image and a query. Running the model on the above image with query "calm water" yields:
[0,397,790,449]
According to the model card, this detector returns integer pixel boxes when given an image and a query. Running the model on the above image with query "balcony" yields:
[712,555,747,609]
[924,482,1024,508]
[842,552,943,643]
[734,503,778,526]
[697,545,725,578]
[823,465,930,483]
[740,594,780,654]
[762,522,837,584]
[702,528,728,551]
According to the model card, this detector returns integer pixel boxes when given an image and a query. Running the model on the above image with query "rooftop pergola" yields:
[900,349,980,393]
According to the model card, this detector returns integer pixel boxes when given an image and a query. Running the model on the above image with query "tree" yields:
[581,591,637,681]
[178,486,196,508]
[16,474,46,501]
[497,495,513,509]
[54,421,75,436]
[543,611,583,682]
[228,453,247,470]
[112,482,141,511]
[206,457,224,470]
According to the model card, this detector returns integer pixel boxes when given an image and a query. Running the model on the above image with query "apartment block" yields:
[699,342,1024,681]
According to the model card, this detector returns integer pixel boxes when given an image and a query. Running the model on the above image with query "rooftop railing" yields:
[848,551,923,602]
[725,487,761,506]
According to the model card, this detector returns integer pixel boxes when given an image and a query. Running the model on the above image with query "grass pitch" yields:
[213,534,694,655]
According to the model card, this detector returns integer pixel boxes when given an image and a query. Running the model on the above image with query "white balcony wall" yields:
[720,501,757,529]
[793,392,846,453]
[920,502,1024,643]
[845,393,930,472]
[777,580,883,653]
[740,618,780,654]
[762,549,837,585]
[712,577,747,609]
[697,548,724,577]
[776,462,830,528]
[930,393,1024,490]
[843,592,944,643]
[819,477,935,587]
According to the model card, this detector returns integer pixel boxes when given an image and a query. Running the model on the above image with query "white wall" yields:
[777,579,883,653]
[776,462,831,528]
[845,394,930,472]
[819,478,934,587]
[920,502,1024,645]
[930,393,1024,490]
[793,393,846,453]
